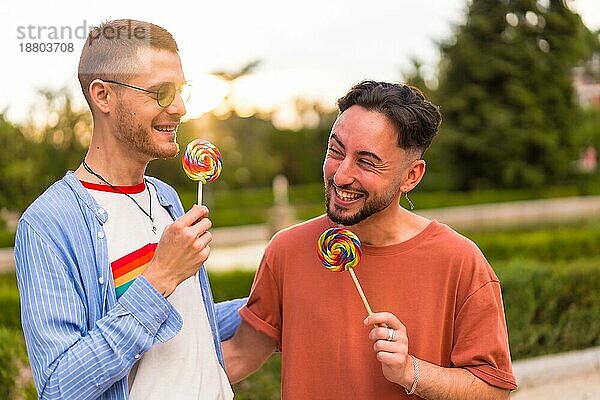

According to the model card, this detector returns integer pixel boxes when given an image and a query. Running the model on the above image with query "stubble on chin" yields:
[324,180,399,226]
[160,141,180,159]
[115,100,181,160]
[324,185,357,226]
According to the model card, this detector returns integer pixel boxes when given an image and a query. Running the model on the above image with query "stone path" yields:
[512,369,600,399]
[511,347,600,399]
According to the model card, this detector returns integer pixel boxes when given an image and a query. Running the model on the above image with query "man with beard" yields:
[15,19,241,399]
[223,81,517,399]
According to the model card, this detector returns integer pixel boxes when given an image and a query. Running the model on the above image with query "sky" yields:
[2,0,599,128]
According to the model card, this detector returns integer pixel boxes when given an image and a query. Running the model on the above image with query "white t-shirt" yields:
[83,180,233,400]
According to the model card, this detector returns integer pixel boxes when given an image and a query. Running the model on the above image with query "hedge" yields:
[0,229,15,248]
[466,222,600,261]
[496,258,600,359]
[0,273,21,331]
[0,328,36,400]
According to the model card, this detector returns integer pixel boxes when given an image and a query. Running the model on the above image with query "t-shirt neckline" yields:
[80,180,147,194]
[324,217,441,256]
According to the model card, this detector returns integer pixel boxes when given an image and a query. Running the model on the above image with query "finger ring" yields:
[386,328,396,341]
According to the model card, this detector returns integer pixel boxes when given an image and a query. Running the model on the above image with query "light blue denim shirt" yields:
[15,172,244,399]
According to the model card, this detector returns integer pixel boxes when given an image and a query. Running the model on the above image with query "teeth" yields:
[335,187,361,201]
[155,126,176,132]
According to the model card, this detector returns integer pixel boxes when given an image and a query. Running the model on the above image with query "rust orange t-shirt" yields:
[240,215,517,399]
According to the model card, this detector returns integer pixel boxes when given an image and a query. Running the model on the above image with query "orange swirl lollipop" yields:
[317,227,373,316]
[182,139,222,205]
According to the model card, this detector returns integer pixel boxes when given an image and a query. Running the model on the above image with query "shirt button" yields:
[97,231,105,239]
[134,354,141,360]
[97,208,105,215]
[98,277,104,285]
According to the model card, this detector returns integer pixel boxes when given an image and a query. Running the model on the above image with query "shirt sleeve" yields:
[451,280,518,390]
[215,298,246,340]
[15,220,182,400]
[238,254,283,345]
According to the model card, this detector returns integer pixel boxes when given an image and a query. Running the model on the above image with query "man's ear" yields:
[88,79,113,114]
[401,159,426,193]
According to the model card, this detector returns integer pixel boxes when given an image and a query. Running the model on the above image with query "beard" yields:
[324,178,400,226]
[114,103,179,159]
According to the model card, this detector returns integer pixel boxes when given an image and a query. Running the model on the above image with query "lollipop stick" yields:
[348,267,373,316]
[197,182,203,205]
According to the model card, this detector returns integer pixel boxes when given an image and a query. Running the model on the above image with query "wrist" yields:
[396,355,414,387]
[403,355,419,395]
[142,268,176,297]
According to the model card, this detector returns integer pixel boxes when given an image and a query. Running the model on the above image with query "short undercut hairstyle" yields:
[78,19,179,107]
[337,80,442,156]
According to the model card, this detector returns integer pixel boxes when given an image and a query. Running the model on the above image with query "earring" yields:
[404,192,415,210]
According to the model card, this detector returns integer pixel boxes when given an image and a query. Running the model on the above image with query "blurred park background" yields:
[2,0,600,398]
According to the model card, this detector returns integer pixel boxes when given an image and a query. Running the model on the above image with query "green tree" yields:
[270,103,336,185]
[31,88,91,188]
[402,57,435,99]
[0,114,38,211]
[35,88,92,180]
[435,0,599,190]
[0,88,91,213]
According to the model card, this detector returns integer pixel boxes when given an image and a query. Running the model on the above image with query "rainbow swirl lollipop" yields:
[317,227,362,272]
[182,139,222,205]
[182,139,222,184]
[317,227,373,315]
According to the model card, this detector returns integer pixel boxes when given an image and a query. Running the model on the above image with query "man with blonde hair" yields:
[15,19,241,399]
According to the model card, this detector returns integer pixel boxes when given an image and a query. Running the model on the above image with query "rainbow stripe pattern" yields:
[112,243,157,298]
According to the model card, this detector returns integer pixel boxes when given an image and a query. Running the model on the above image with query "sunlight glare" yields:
[182,74,229,120]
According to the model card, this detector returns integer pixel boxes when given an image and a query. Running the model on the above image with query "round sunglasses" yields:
[102,79,192,108]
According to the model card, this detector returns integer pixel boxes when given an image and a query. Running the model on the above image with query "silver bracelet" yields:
[405,355,419,395]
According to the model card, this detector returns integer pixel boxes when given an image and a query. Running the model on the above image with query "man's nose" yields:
[165,91,186,117]
[333,158,355,186]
